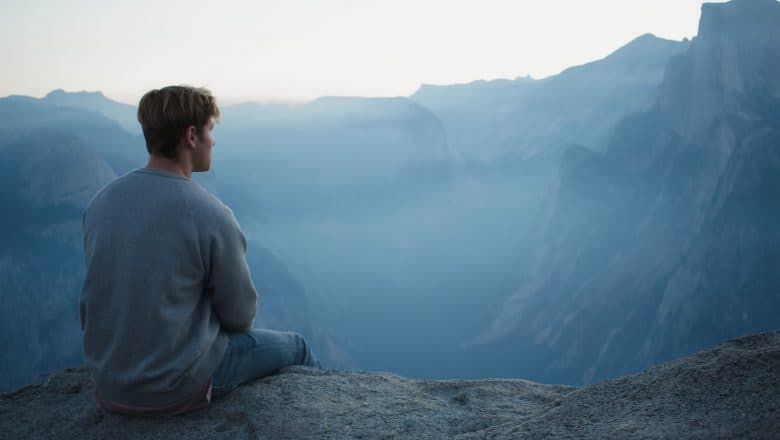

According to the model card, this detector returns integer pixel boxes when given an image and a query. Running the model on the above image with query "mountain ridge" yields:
[411,33,689,163]
[42,89,140,135]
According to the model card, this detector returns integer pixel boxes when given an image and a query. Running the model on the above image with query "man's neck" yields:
[146,154,192,178]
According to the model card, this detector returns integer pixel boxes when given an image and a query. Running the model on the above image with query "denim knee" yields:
[289,331,320,368]
[290,331,307,358]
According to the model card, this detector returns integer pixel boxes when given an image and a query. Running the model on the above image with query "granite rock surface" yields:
[1,331,778,439]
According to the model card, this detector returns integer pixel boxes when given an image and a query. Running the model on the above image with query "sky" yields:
[0,0,728,105]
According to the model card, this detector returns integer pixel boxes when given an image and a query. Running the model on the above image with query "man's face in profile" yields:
[193,118,215,172]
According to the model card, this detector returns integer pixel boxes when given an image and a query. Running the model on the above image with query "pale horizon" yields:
[1,0,728,106]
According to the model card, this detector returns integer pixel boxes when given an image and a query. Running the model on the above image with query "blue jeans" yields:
[210,328,321,400]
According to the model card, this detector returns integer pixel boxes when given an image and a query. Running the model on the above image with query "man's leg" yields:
[211,328,320,399]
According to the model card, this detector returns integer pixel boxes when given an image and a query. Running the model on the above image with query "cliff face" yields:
[626,0,780,369]
[659,0,780,141]
[470,0,780,385]
[2,331,779,439]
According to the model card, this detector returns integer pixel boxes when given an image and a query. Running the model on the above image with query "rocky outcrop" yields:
[2,331,778,439]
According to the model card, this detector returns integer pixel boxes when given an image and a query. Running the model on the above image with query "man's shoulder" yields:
[84,167,240,230]
[180,182,242,234]
[185,182,233,216]
[86,168,221,211]
[83,169,139,211]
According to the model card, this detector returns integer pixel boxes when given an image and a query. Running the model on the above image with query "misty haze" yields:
[1,0,779,411]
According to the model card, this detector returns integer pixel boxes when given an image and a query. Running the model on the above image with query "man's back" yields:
[80,167,258,409]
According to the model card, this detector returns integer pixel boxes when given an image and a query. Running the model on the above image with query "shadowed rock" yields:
[1,331,778,439]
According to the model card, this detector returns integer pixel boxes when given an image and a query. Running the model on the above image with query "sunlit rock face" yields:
[471,0,780,385]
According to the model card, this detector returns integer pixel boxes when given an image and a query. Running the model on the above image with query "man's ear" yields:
[183,125,197,149]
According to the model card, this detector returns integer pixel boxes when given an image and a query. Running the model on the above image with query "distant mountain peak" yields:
[44,89,106,100]
[42,89,121,109]
[599,33,689,68]
[40,88,139,134]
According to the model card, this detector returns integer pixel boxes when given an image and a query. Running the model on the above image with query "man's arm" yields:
[205,208,259,332]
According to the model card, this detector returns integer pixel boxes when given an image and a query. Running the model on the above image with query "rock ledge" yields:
[2,331,779,439]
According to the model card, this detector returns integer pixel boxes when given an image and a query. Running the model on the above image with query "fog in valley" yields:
[1,0,779,395]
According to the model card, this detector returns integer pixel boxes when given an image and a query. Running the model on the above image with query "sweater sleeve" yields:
[205,206,259,332]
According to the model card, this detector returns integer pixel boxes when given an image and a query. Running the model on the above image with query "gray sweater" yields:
[80,167,258,407]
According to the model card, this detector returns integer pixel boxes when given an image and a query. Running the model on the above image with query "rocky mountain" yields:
[411,34,689,164]
[2,331,778,439]
[469,0,780,385]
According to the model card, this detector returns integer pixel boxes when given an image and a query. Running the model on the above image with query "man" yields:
[79,85,320,417]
